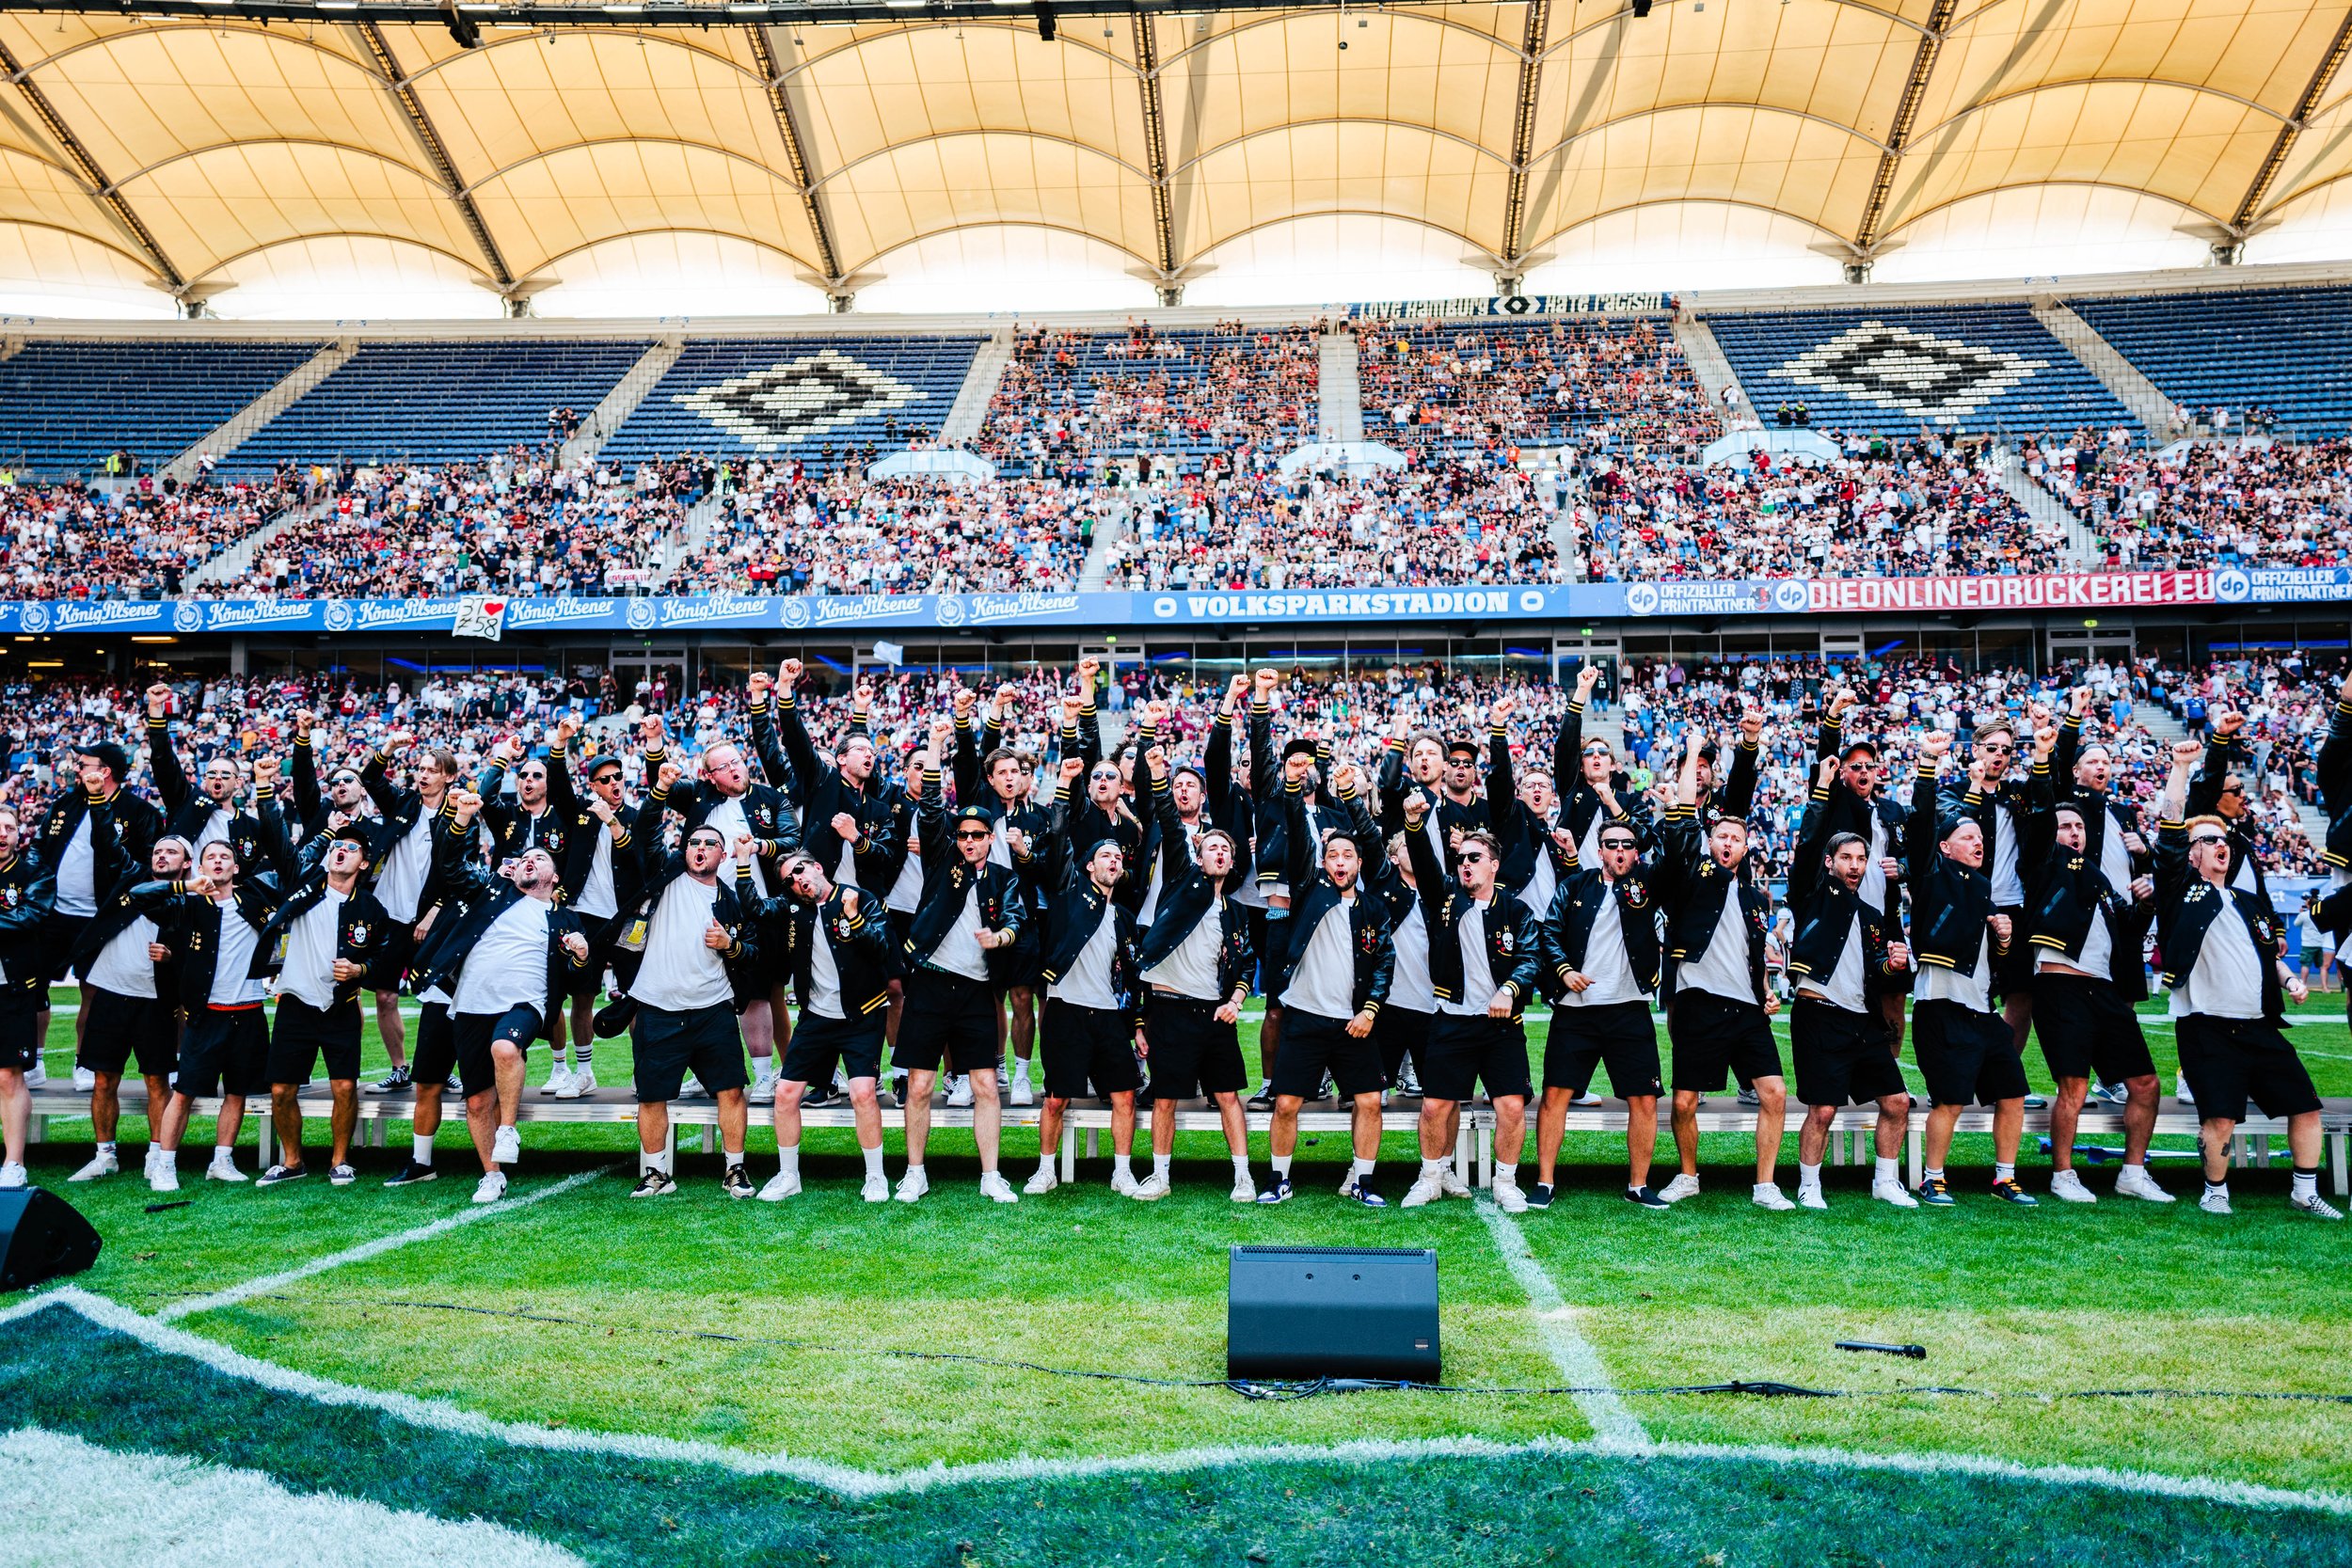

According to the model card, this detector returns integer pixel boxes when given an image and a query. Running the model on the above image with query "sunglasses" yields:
[1090,770,1120,782]
[329,773,360,787]
[1599,838,1637,851]
[955,828,992,841]
[1979,741,2016,753]
[1582,746,1612,758]
[2188,834,2227,847]
[2217,784,2246,797]
[1456,850,1490,864]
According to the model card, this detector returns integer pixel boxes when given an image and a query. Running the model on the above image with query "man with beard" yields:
[65,810,190,1185]
[253,818,389,1189]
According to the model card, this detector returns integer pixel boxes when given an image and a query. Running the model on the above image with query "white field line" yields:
[4,1289,2348,1515]
[154,1165,612,1323]
[1474,1196,1650,1451]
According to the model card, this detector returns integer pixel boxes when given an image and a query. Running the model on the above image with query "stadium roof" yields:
[1,0,2350,314]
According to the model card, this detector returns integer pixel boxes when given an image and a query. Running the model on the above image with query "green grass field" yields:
[9,986,2352,1564]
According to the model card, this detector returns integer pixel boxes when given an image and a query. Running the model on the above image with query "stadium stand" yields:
[2066,284,2352,436]
[0,472,301,598]
[0,339,318,479]
[600,334,984,476]
[2023,431,2352,569]
[1706,304,2138,436]
[1356,313,1719,455]
[225,340,648,472]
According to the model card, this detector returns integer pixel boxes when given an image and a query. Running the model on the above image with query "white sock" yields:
[1232,1154,1252,1180]
[1421,1157,1448,1179]
[96,1141,116,1157]
[1351,1156,1375,1180]
[1994,1162,2015,1183]
[1115,1153,1135,1181]
[1924,1166,1946,1183]
[861,1144,885,1180]
[1152,1153,1171,1180]
[1753,1181,1778,1196]
[2205,1179,2229,1197]
[723,1146,743,1166]
[213,1144,235,1164]
[780,1143,801,1179]
[2293,1166,2318,1202]
[1272,1154,1293,1178]
[1799,1161,1822,1194]
[904,1160,925,1178]
[1874,1155,1899,1184]
[412,1134,435,1165]
[643,1148,673,1176]
[1012,1058,1031,1082]
[1496,1162,1518,1187]
[1037,1155,1055,1179]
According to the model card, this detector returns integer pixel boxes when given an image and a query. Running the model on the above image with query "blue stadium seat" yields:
[228,340,649,471]
[1707,304,2136,436]
[601,336,984,474]
[2066,285,2352,436]
[0,340,318,478]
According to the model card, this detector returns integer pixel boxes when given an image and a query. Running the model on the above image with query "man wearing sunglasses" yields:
[2156,742,2336,1219]
[1532,821,1669,1209]
[1815,690,1914,1053]
[1937,707,2049,1054]
[2185,707,2271,906]
[897,746,1028,1206]
[478,721,604,1096]
[756,850,894,1202]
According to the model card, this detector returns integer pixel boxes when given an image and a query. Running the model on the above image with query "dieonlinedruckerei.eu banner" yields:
[0,566,2328,636]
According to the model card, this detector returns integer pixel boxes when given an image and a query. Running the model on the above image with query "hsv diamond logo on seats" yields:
[1770,321,2044,419]
[676,349,918,450]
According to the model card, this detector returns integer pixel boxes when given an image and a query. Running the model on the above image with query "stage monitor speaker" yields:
[1227,1245,1439,1383]
[0,1186,103,1292]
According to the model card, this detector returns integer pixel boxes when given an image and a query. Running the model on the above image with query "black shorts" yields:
[452,1005,541,1099]
[410,1001,470,1094]
[0,1009,38,1072]
[2032,973,2155,1084]
[1993,905,2035,992]
[178,1006,271,1098]
[1544,1001,1662,1100]
[78,986,178,1077]
[1041,996,1140,1100]
[1668,989,1782,1092]
[2175,1014,2322,1124]
[43,912,91,983]
[364,923,418,994]
[782,1009,886,1086]
[1143,997,1249,1100]
[895,970,1000,1075]
[267,994,364,1084]
[1263,1006,1379,1101]
[1791,995,1905,1108]
[1912,998,2030,1106]
[1371,1005,1430,1086]
[633,1001,748,1103]
[562,915,616,1001]
[1419,1012,1534,1104]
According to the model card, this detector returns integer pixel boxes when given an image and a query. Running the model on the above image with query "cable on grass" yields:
[131,1290,2352,1405]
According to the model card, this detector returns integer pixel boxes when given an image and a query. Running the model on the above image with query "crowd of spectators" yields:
[0,471,302,599]
[2026,430,2352,570]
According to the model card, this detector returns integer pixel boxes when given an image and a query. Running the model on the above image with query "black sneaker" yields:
[630,1169,676,1198]
[367,1065,412,1094]
[383,1160,438,1187]
[1255,1177,1294,1205]
[1246,1089,1275,1112]
[801,1084,843,1110]
[1340,1176,1386,1208]
[722,1164,755,1199]
[256,1163,308,1186]
[1626,1184,1670,1209]
[1134,1083,1156,1109]
[1526,1182,1555,1210]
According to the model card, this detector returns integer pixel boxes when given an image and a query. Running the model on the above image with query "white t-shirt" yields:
[55,816,97,917]
[1856,808,1894,911]
[275,889,346,1011]
[194,804,235,854]
[1990,800,2025,908]
[1438,895,1500,1018]
[1142,902,1222,1001]
[453,898,552,1019]
[807,911,845,1020]
[86,913,159,999]
[2039,898,2115,979]
[575,827,618,920]
[632,876,734,1013]
[1388,899,1435,1013]
[375,808,436,924]
[1050,908,1121,1011]
[1797,912,1868,1014]
[1281,899,1359,1020]
[208,899,268,1006]
[1562,887,1644,1008]
[1518,837,1559,921]
[704,795,768,895]
[1918,931,1993,1012]
[885,834,924,914]
[2169,899,2267,1020]
[928,879,993,982]
[1678,879,1754,1004]
[2096,804,2134,899]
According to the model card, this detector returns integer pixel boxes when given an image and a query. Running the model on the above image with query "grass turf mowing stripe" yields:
[155,1165,612,1323]
[5,1296,2351,1568]
[1476,1196,1649,1450]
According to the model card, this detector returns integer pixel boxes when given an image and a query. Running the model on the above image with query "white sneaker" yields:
[1438,1165,1473,1199]
[149,1158,180,1193]
[1491,1178,1529,1213]
[1872,1179,1918,1209]
[2174,1073,2195,1105]
[1132,1172,1171,1201]
[1009,1069,1035,1108]
[72,1066,95,1092]
[1023,1166,1059,1196]
[979,1171,1020,1204]
[1401,1172,1444,1208]
[1657,1173,1701,1204]
[1230,1174,1257,1203]
[860,1173,890,1203]
[745,1068,776,1105]
[894,1167,930,1204]
[2200,1188,2233,1215]
[471,1170,508,1205]
[23,1062,45,1088]
[68,1150,118,1182]
[1570,1089,1603,1107]
[557,1067,595,1100]
[946,1075,975,1108]
[2116,1164,2175,1203]
[1109,1166,1140,1196]
[541,1064,574,1097]
[679,1073,708,1100]
[757,1170,801,1202]
[491,1125,520,1165]
[0,1162,24,1189]
[2049,1169,2097,1204]
[2290,1192,2344,1220]
[206,1153,246,1183]
[1797,1185,1828,1211]
[1752,1182,1795,1212]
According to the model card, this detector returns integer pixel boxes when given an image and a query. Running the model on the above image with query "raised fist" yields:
[853,682,874,706]
[2214,709,2245,737]
[1919,729,1951,760]
[638,716,665,747]
[1078,655,1101,682]
[1226,673,1250,703]
[251,755,279,786]
[2171,738,2203,768]
[1740,705,1764,741]
[779,657,804,686]
[1253,667,1279,692]
[1060,755,1085,784]
[748,669,772,697]
[146,683,172,718]
[657,761,682,792]
[1145,746,1168,778]
[831,812,861,842]
[953,689,976,718]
